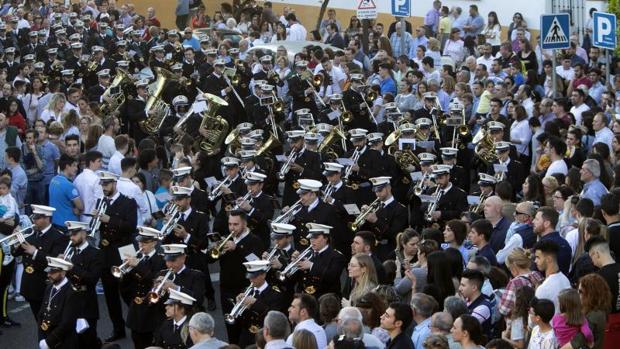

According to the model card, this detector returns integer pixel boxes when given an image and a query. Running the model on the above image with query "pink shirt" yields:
[551,313,594,346]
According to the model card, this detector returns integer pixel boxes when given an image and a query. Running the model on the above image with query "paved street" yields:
[2,264,230,348]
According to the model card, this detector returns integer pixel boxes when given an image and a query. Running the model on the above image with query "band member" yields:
[212,157,247,235]
[263,223,296,304]
[369,132,410,205]
[38,257,80,349]
[126,227,167,349]
[164,185,215,311]
[234,171,275,248]
[252,55,279,87]
[13,204,67,320]
[236,260,286,347]
[288,179,342,249]
[426,165,468,226]
[280,130,322,207]
[342,73,376,132]
[153,288,196,349]
[441,147,470,193]
[409,153,437,229]
[96,171,138,342]
[201,58,239,126]
[172,166,210,213]
[209,210,265,344]
[292,223,346,299]
[87,68,111,103]
[413,118,440,154]
[483,121,518,160]
[471,173,497,216]
[345,128,385,205]
[64,221,104,348]
[287,60,319,114]
[357,177,408,261]
[123,79,149,142]
[321,162,356,258]
[488,141,523,198]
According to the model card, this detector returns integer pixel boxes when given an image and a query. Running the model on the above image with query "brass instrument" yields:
[111,248,145,278]
[0,227,34,247]
[231,192,252,211]
[208,232,234,259]
[388,147,420,172]
[312,74,323,87]
[89,198,108,237]
[161,207,182,237]
[318,126,346,161]
[340,100,353,123]
[271,92,284,112]
[208,175,233,201]
[223,67,245,107]
[140,67,178,134]
[413,173,433,196]
[448,102,469,149]
[99,68,132,116]
[257,100,282,156]
[470,192,490,215]
[356,85,377,124]
[495,170,506,182]
[474,127,497,165]
[272,199,303,224]
[163,202,178,216]
[264,245,281,272]
[277,246,313,281]
[300,72,326,107]
[278,148,299,180]
[350,198,382,231]
[225,285,253,324]
[322,183,335,203]
[147,269,176,303]
[87,58,98,72]
[194,93,230,155]
[424,185,444,222]
[343,148,361,184]
[62,241,75,260]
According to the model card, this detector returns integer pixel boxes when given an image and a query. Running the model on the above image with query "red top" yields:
[8,112,26,136]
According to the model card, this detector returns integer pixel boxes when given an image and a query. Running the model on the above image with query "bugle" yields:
[424,186,444,222]
[111,248,146,278]
[0,227,34,247]
[350,198,382,231]
[278,148,299,180]
[209,175,233,201]
[161,206,182,237]
[89,198,108,237]
[225,285,252,324]
[342,148,361,184]
[147,268,176,303]
[277,246,313,281]
[208,232,234,259]
[272,199,302,224]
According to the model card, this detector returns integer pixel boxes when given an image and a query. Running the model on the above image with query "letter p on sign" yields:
[593,12,617,50]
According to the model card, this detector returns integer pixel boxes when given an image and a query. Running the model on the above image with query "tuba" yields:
[474,127,497,165]
[99,68,132,116]
[139,67,178,135]
[318,126,346,161]
[193,93,230,155]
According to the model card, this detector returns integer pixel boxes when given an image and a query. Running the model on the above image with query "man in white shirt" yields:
[476,43,494,70]
[286,294,327,349]
[545,136,568,176]
[569,89,590,125]
[533,239,571,314]
[555,56,575,81]
[314,58,346,94]
[73,150,104,223]
[593,112,614,146]
[97,116,120,170]
[108,134,129,176]
[116,157,147,226]
[286,13,307,41]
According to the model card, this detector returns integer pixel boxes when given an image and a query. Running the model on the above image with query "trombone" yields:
[223,67,245,107]
[301,72,326,107]
[356,85,377,124]
[277,246,313,281]
[350,198,382,231]
[208,232,234,259]
[111,248,146,278]
[147,268,176,303]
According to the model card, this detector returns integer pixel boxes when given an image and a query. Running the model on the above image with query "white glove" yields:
[39,339,50,349]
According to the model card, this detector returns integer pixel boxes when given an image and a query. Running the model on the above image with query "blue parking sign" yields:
[540,14,570,49]
[593,12,617,50]
[391,0,410,17]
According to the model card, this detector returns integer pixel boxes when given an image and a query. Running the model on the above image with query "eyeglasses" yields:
[513,211,529,216]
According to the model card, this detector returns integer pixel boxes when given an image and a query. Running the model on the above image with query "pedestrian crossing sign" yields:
[540,14,570,49]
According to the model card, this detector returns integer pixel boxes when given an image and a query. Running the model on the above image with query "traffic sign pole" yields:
[606,49,610,87]
[400,18,406,57]
[552,51,557,99]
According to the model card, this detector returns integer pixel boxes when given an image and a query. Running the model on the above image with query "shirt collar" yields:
[307,198,319,212]
[234,228,250,244]
[77,241,89,251]
[182,207,192,218]
[255,281,269,293]
[40,224,53,235]
[174,315,187,327]
[382,196,394,206]
[107,191,121,204]
[176,265,187,275]
[333,180,343,190]
[53,277,69,291]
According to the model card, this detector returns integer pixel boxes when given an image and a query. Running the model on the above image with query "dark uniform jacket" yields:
[163,207,210,273]
[13,225,67,301]
[239,283,286,346]
[297,245,346,300]
[213,174,246,235]
[153,318,193,349]
[342,89,376,132]
[126,252,167,333]
[209,231,265,291]
[436,184,469,224]
[359,198,408,262]
[290,199,342,249]
[98,193,138,268]
[282,148,322,207]
[287,73,319,115]
[38,280,80,349]
[67,243,103,320]
[246,191,275,248]
[487,157,523,199]
[324,182,356,258]
[345,146,385,205]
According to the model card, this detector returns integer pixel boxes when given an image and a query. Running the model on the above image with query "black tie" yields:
[253,288,260,298]
[72,247,79,256]
[312,251,319,260]
[174,324,180,333]
[50,286,59,298]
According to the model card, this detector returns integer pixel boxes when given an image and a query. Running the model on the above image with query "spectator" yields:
[286,14,307,41]
[576,273,611,349]
[533,239,572,313]
[528,298,557,349]
[380,302,414,349]
[551,289,594,347]
[499,248,543,317]
[410,293,438,349]
[49,154,83,229]
[458,269,494,337]
[97,116,120,170]
[5,146,26,213]
[467,219,498,266]
[450,314,486,349]
[73,150,104,222]
[287,294,327,349]
[579,159,608,206]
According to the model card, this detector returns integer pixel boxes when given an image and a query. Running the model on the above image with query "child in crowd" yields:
[551,289,593,347]
[0,176,18,233]
[528,298,557,349]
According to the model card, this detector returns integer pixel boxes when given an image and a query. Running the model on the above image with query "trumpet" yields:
[89,198,108,237]
[424,186,444,222]
[62,241,75,260]
[163,202,178,216]
[225,285,253,324]
[209,175,233,201]
[264,245,281,272]
[343,148,361,184]
[278,148,299,180]
[272,199,303,224]
[0,227,34,247]
[231,192,252,211]
[161,208,182,237]
[277,246,313,281]
[322,183,335,203]
[147,268,176,304]
[208,232,234,259]
[470,192,489,216]
[350,198,382,231]
[413,173,433,196]
[111,248,145,278]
